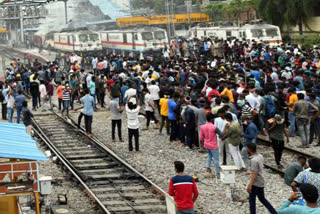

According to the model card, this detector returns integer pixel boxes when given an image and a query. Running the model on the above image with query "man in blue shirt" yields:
[241,115,258,168]
[15,90,25,124]
[168,93,180,142]
[279,183,320,214]
[77,88,94,136]
[89,76,96,109]
[0,84,9,120]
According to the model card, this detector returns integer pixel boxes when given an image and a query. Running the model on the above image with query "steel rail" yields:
[51,108,168,198]
[32,118,111,214]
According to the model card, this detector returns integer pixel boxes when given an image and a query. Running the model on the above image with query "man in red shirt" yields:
[169,161,199,214]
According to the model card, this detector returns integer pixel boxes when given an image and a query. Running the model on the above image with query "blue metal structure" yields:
[0,122,47,161]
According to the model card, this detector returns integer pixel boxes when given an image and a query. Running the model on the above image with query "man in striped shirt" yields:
[169,161,199,214]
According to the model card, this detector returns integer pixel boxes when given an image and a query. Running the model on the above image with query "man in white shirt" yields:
[142,88,159,130]
[148,80,160,113]
[245,89,260,112]
[214,108,231,165]
[281,67,293,80]
[126,95,140,151]
[124,83,137,105]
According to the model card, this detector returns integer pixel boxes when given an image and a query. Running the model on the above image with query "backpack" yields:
[264,96,276,118]
[0,90,4,103]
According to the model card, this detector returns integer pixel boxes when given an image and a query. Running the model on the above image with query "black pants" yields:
[84,115,93,134]
[146,111,158,127]
[71,92,77,110]
[170,119,179,141]
[271,138,284,165]
[112,120,122,140]
[2,103,7,120]
[77,112,85,128]
[186,125,198,148]
[128,128,139,151]
[95,88,100,104]
[249,186,277,214]
[160,116,169,135]
[58,98,63,110]
[100,92,105,108]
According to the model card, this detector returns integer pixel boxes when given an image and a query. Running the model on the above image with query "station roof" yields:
[0,122,47,161]
[88,0,131,21]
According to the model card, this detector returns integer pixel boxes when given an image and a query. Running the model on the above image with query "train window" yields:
[243,31,247,39]
[239,32,242,38]
[79,35,88,42]
[89,34,99,41]
[251,29,263,38]
[134,34,138,40]
[226,31,231,37]
[154,31,165,40]
[266,29,279,37]
[67,36,70,44]
[123,33,127,43]
[141,32,153,40]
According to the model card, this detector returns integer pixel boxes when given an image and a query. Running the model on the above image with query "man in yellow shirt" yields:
[159,94,170,135]
[221,84,234,103]
[288,88,298,137]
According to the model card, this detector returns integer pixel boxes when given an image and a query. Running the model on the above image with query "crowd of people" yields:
[1,37,320,214]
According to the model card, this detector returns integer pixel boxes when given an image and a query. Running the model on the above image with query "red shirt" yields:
[169,175,199,211]
[207,89,220,103]
[106,79,114,92]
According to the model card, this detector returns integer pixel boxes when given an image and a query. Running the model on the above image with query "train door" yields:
[132,33,136,50]
[123,33,127,44]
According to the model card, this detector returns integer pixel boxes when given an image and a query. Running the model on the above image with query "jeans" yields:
[186,125,198,148]
[288,111,295,136]
[177,208,195,214]
[160,116,169,135]
[128,128,139,151]
[32,94,38,110]
[169,120,179,141]
[58,98,63,111]
[77,112,85,128]
[112,120,122,140]
[154,99,160,114]
[206,148,220,174]
[146,111,158,127]
[249,186,277,214]
[271,138,284,165]
[16,105,23,124]
[84,115,93,134]
[2,103,7,120]
[309,119,320,145]
[100,92,105,107]
[241,146,250,168]
[62,100,70,115]
[7,107,14,123]
[296,118,310,146]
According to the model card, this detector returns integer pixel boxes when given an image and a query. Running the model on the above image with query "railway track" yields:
[32,111,169,214]
[257,137,318,176]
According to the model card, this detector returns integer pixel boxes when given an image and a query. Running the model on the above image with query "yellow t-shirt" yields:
[221,88,234,103]
[289,94,298,111]
[159,98,169,116]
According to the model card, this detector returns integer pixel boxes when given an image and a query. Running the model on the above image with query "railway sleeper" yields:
[87,173,138,180]
[106,204,167,213]
[87,179,142,186]
[73,162,119,170]
[102,198,165,207]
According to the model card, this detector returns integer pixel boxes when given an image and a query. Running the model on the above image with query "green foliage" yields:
[293,34,320,49]
[257,0,320,34]
[205,0,258,21]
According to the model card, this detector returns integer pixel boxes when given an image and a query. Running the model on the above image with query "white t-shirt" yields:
[214,117,227,133]
[148,85,160,100]
[7,95,15,108]
[124,88,137,105]
[144,93,154,112]
[281,71,292,80]
[246,93,260,111]
[126,105,140,129]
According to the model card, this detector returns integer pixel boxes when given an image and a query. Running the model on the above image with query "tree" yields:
[257,0,287,27]
[284,0,313,35]
[205,2,228,21]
